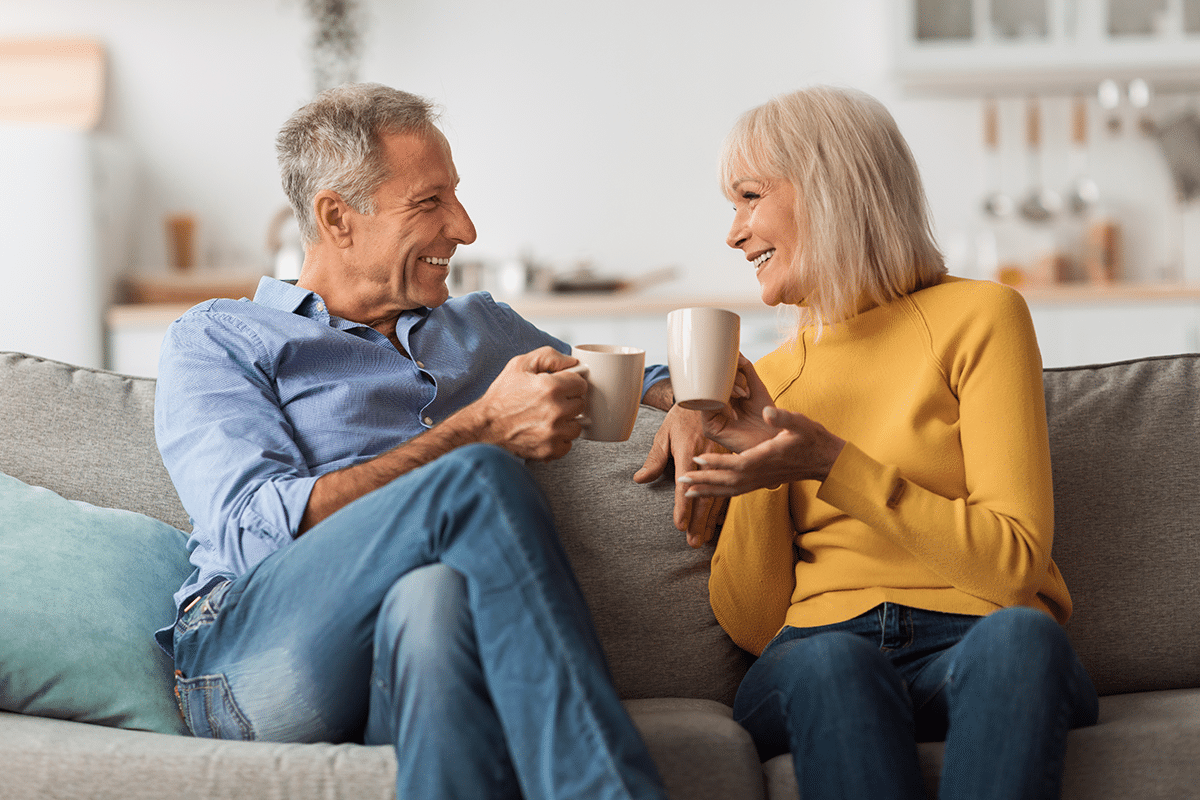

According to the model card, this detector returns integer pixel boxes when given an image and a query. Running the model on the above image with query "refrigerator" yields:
[0,125,135,370]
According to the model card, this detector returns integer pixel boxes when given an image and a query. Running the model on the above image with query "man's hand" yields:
[634,404,729,548]
[469,346,588,461]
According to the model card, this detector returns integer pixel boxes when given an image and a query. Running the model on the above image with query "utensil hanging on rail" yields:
[1019,96,1062,223]
[1066,95,1100,215]
[981,97,1014,218]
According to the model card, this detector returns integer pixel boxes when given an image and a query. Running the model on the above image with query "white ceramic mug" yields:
[567,344,646,442]
[667,307,740,411]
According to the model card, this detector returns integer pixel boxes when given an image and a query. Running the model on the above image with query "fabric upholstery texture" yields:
[527,409,753,707]
[1042,354,1200,696]
[0,470,193,735]
[4,348,1200,800]
[0,352,190,532]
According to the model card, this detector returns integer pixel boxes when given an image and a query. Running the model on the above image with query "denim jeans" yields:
[733,604,1099,800]
[171,443,666,800]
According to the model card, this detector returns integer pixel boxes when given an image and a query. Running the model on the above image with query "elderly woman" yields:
[675,87,1099,799]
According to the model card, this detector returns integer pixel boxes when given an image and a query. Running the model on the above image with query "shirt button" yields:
[423,416,434,426]
[416,360,425,369]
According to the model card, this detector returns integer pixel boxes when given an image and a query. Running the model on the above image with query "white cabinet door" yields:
[1029,300,1200,366]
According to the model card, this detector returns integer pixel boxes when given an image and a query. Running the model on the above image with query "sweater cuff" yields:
[816,441,906,519]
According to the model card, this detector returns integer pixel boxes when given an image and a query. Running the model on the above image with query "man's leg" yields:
[366,563,520,800]
[172,444,665,800]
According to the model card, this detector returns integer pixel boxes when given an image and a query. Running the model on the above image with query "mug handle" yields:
[564,363,591,428]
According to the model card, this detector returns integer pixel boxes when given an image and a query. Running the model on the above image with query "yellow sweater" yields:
[710,276,1072,656]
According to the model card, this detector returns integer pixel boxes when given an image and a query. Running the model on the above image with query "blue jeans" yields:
[733,604,1099,800]
[171,444,666,800]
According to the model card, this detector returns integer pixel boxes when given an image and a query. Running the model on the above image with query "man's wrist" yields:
[642,378,674,411]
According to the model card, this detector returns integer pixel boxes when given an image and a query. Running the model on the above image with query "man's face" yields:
[347,130,477,311]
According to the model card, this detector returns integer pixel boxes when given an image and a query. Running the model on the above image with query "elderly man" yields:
[153,83,683,799]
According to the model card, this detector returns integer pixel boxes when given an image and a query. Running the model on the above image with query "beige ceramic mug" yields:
[567,344,646,442]
[667,307,740,411]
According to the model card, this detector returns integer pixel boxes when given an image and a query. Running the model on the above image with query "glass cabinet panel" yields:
[992,0,1050,39]
[916,0,973,40]
[1108,0,1167,36]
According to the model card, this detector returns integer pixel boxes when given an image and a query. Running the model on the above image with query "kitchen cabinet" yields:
[1023,283,1200,365]
[895,0,1200,93]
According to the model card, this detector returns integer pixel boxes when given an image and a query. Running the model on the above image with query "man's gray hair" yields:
[276,83,440,246]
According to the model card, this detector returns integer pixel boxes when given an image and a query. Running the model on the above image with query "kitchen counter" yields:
[105,277,1200,377]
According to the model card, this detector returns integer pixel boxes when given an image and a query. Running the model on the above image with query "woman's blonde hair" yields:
[720,86,945,332]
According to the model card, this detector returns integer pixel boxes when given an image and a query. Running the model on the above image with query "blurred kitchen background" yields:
[3,0,1200,375]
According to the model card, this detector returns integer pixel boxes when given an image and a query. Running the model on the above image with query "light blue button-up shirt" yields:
[154,277,668,652]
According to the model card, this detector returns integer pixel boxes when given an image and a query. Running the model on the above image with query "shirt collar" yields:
[251,275,433,334]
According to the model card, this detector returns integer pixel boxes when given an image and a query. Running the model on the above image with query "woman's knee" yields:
[754,631,898,703]
[955,607,1078,686]
[967,607,1070,658]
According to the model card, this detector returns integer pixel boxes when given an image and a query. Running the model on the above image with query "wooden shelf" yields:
[120,269,266,305]
[1015,282,1200,303]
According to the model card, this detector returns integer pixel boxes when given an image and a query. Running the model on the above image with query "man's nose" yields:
[448,200,477,245]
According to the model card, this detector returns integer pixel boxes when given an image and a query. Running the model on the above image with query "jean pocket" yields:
[176,672,256,741]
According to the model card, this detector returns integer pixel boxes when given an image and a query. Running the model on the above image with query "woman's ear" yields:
[313,190,354,248]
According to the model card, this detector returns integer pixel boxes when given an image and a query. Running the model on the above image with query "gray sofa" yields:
[1,348,1199,799]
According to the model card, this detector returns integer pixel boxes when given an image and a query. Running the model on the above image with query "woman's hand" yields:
[677,406,846,498]
[696,356,778,455]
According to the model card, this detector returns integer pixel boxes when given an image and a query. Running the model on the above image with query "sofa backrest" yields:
[1043,353,1200,697]
[526,410,753,706]
[2,349,1197,703]
[0,352,190,532]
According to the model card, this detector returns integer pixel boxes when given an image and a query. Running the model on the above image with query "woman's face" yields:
[725,173,803,306]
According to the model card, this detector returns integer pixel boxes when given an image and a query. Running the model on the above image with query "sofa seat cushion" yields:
[626,698,765,800]
[762,689,1200,800]
[0,470,193,735]
[1,700,767,800]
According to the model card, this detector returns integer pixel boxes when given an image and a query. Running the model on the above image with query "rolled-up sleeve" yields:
[155,309,317,576]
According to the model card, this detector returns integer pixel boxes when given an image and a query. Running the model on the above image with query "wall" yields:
[0,0,1191,300]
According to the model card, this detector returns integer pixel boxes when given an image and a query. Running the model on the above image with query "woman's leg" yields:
[173,444,665,800]
[906,606,1099,800]
[733,625,926,800]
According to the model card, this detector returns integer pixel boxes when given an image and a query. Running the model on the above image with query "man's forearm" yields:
[299,405,487,534]
[642,378,674,412]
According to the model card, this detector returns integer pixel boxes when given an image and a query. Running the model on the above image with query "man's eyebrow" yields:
[409,176,461,196]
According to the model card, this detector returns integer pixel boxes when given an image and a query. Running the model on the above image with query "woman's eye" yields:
[742,191,760,201]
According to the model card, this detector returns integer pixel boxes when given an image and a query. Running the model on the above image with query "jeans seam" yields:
[177,673,255,741]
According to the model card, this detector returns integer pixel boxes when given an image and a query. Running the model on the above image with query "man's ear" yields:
[313,190,354,248]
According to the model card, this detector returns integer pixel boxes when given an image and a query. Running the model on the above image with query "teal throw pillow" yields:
[0,470,192,735]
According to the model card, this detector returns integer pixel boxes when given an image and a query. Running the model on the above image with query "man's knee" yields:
[377,564,476,675]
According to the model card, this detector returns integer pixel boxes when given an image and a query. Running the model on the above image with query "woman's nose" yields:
[727,214,748,249]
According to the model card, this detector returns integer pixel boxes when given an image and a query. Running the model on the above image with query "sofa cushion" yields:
[1043,354,1200,696]
[0,469,192,735]
[0,352,190,531]
[527,406,753,707]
